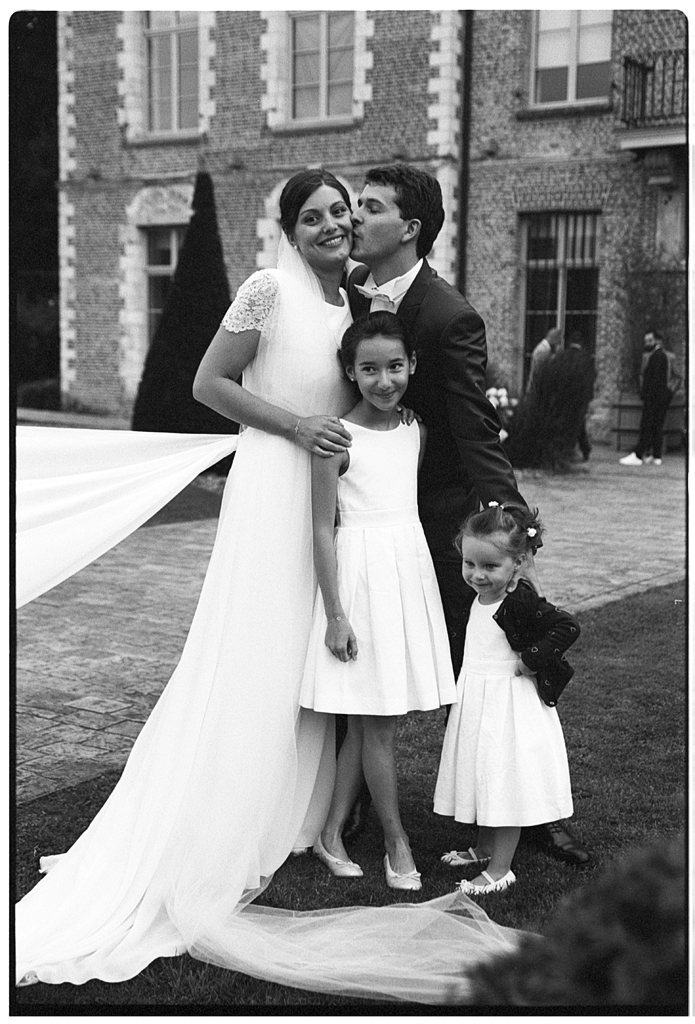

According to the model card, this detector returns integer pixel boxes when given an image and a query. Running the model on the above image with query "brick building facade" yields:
[57,10,687,441]
[464,9,687,439]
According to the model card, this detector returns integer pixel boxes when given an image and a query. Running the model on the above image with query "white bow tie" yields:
[354,283,395,304]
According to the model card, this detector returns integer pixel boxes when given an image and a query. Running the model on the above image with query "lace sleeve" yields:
[221,271,278,334]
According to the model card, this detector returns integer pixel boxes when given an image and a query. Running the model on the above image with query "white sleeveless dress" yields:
[300,420,456,715]
[434,595,574,827]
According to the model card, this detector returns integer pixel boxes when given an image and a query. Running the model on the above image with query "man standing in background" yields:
[619,329,674,466]
[526,327,563,393]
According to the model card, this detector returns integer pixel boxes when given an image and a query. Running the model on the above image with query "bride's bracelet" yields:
[293,418,301,441]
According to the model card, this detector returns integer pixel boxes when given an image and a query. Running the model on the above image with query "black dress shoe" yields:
[531,820,592,866]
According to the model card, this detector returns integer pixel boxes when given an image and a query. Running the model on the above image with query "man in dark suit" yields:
[343,163,589,865]
[348,164,529,669]
[619,329,674,467]
[560,331,596,461]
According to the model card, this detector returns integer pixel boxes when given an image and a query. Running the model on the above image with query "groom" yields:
[343,163,590,866]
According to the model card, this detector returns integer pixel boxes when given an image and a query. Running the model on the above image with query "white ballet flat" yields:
[313,834,363,878]
[458,869,516,896]
[39,854,62,874]
[384,853,422,891]
[441,847,491,868]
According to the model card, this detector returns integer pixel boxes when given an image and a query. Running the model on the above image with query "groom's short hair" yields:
[364,164,445,259]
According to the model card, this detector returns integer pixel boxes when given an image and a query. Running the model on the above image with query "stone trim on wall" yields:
[426,11,462,283]
[429,162,459,284]
[118,184,194,400]
[256,179,286,271]
[117,12,215,144]
[58,193,77,391]
[513,180,612,210]
[57,12,76,181]
[198,12,216,133]
[117,12,145,140]
[127,184,195,227]
[58,13,76,393]
[427,11,461,159]
[260,10,373,130]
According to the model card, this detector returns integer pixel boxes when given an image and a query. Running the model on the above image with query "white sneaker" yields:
[619,452,643,466]
[642,456,653,464]
[653,458,662,466]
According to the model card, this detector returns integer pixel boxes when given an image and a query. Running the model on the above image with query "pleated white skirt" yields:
[434,598,573,827]
[301,513,456,714]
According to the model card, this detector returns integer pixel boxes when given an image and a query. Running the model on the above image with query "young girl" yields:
[433,502,580,894]
[300,311,456,890]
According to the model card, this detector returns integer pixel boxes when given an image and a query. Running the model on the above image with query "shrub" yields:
[463,838,686,1007]
[16,377,60,410]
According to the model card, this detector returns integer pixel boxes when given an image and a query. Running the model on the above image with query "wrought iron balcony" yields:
[621,50,687,129]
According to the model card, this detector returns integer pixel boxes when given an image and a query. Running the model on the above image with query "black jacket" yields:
[640,346,670,403]
[459,581,581,707]
[348,261,525,560]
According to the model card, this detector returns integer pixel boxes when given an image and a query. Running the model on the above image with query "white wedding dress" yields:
[15,242,523,1002]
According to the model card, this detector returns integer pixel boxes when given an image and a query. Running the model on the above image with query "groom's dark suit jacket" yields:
[348,260,525,564]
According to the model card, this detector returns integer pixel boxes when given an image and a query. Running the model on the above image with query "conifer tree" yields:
[131,171,236,446]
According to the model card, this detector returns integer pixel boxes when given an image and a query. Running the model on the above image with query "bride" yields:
[15,169,522,1002]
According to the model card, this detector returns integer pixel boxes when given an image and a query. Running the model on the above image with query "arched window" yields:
[119,184,193,398]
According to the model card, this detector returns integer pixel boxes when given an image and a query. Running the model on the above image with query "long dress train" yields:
[16,246,525,1002]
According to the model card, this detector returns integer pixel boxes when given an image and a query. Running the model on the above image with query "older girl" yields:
[301,312,455,890]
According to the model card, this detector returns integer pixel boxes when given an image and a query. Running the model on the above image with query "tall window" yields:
[533,10,612,105]
[290,11,354,121]
[522,213,600,382]
[145,12,198,132]
[145,226,186,342]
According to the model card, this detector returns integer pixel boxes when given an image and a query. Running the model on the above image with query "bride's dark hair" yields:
[279,169,352,235]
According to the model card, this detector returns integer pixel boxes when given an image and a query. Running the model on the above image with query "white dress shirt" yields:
[354,259,423,313]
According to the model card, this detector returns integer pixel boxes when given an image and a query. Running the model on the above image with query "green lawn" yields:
[13,581,686,1010]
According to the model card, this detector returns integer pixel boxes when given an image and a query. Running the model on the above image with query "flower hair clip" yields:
[488,501,499,508]
[527,527,538,538]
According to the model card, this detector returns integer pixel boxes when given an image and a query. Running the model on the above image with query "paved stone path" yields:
[16,444,685,804]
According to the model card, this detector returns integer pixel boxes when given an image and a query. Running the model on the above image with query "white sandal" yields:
[458,869,516,895]
[441,847,491,868]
